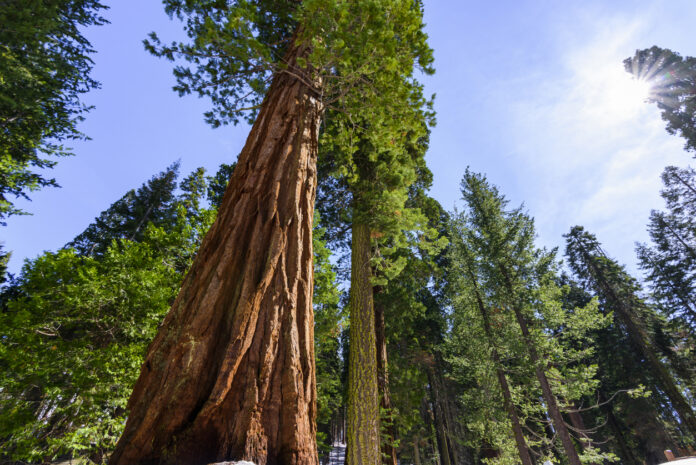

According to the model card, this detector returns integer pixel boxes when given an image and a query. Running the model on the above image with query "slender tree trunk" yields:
[346,220,381,465]
[466,266,534,465]
[420,394,440,465]
[428,372,452,465]
[413,435,422,465]
[567,404,593,451]
[512,307,581,465]
[374,295,399,465]
[499,267,582,465]
[109,37,322,465]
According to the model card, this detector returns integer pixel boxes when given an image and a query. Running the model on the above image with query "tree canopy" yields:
[0,0,107,222]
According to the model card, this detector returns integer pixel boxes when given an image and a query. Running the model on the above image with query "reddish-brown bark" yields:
[109,38,323,465]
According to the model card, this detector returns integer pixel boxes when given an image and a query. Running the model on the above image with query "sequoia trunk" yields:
[109,37,323,465]
[346,220,381,465]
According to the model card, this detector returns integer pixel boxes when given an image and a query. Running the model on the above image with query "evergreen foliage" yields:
[312,212,344,458]
[0,168,215,463]
[145,0,434,142]
[448,171,610,465]
[637,165,696,332]
[67,163,181,256]
[0,0,107,222]
[565,226,696,451]
[624,46,696,155]
[0,161,343,464]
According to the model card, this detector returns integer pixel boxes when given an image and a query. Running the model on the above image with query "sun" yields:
[611,75,651,114]
[585,64,653,125]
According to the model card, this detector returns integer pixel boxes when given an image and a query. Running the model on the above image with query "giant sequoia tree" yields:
[109,2,434,464]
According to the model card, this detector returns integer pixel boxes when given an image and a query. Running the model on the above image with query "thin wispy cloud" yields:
[502,8,687,272]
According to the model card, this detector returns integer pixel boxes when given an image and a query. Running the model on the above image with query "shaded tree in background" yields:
[637,165,696,333]
[565,226,696,440]
[311,212,344,460]
[624,46,696,155]
[68,163,181,256]
[563,235,688,464]
[0,0,107,222]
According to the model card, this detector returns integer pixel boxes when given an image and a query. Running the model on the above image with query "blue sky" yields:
[4,1,696,276]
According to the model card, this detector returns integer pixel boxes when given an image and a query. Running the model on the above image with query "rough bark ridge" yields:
[346,221,381,465]
[109,39,323,465]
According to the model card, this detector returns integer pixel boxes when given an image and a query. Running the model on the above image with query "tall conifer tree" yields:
[451,171,608,465]
[565,226,696,438]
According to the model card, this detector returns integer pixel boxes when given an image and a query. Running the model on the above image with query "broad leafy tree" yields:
[0,167,214,463]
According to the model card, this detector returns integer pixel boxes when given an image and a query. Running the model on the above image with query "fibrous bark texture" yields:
[109,39,323,465]
[346,221,381,465]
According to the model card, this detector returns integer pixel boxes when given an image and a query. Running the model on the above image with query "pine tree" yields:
[562,259,683,464]
[0,245,9,285]
[637,166,696,331]
[0,0,107,222]
[565,226,696,437]
[206,163,237,209]
[624,47,696,155]
[312,212,344,460]
[448,232,533,465]
[68,163,181,256]
[452,171,609,465]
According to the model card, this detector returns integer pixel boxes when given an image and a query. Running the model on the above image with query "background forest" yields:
[1,1,696,465]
